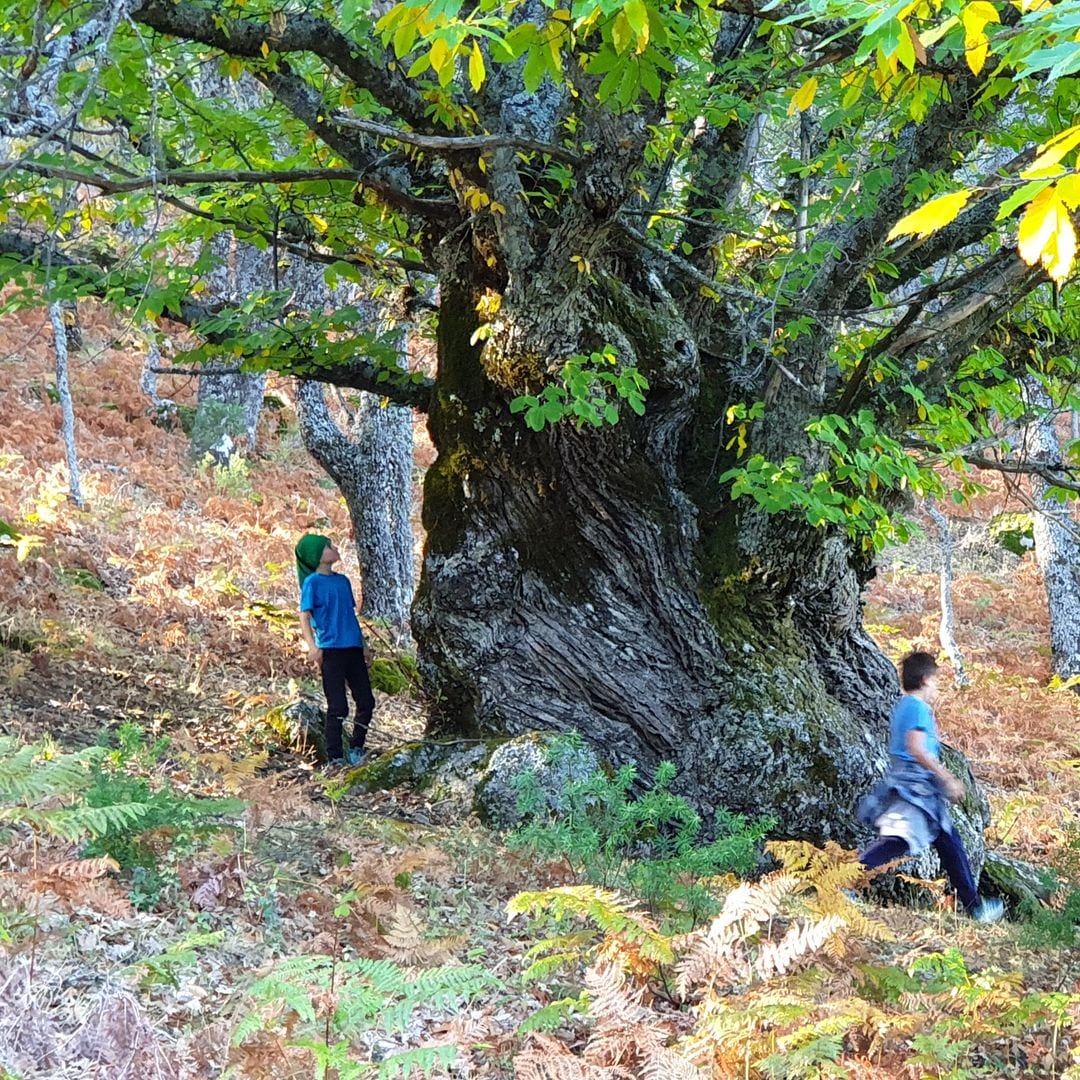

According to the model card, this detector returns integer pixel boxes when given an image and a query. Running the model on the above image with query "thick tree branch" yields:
[845,147,1038,310]
[853,247,1046,422]
[255,65,458,223]
[154,362,434,409]
[618,221,760,303]
[131,0,427,127]
[904,436,1080,496]
[5,159,439,195]
[885,250,1041,363]
[53,146,433,273]
[805,86,983,311]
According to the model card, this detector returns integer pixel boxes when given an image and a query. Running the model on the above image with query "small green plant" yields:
[0,736,152,843]
[200,451,254,497]
[124,929,225,989]
[367,654,419,696]
[510,750,773,928]
[56,566,104,591]
[906,1032,990,1080]
[189,398,246,459]
[82,725,244,905]
[758,1034,847,1079]
[230,954,496,1078]
[1017,887,1080,949]
[509,346,649,430]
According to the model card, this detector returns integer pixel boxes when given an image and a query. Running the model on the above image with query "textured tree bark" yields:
[296,370,415,630]
[1021,377,1080,682]
[48,300,84,509]
[926,498,969,687]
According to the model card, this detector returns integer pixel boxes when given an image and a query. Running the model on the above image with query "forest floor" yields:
[1,304,1079,1079]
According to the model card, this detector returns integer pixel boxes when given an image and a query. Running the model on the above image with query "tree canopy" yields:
[3,0,1080,541]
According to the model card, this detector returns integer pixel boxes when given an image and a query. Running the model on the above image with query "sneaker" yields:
[970,898,1005,924]
[346,748,366,766]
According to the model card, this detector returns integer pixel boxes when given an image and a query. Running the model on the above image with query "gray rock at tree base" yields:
[282,699,327,762]
[473,736,599,829]
[339,732,599,827]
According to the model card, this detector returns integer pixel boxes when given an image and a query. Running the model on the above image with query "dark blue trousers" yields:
[859,830,980,913]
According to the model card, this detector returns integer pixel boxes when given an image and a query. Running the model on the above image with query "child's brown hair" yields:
[900,651,938,692]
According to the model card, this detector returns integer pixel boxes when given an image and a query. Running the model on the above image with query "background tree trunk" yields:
[191,72,268,456]
[1021,376,1080,682]
[926,498,969,687]
[196,233,268,455]
[48,300,84,509]
[296,367,416,631]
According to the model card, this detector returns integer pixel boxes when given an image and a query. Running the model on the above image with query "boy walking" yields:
[857,651,1003,923]
[295,534,375,766]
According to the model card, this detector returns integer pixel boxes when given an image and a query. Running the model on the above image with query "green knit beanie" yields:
[295,534,331,587]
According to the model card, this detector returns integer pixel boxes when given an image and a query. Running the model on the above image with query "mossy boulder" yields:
[335,732,600,827]
[981,851,1058,912]
[472,735,599,828]
[340,739,497,806]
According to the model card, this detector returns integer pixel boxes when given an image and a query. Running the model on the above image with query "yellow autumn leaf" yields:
[1020,124,1080,179]
[429,37,451,78]
[469,41,485,92]
[961,0,999,76]
[1057,173,1080,210]
[259,40,270,58]
[788,76,819,116]
[1017,186,1078,283]
[886,189,973,241]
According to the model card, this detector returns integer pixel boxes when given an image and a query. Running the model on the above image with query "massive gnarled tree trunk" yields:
[415,283,896,840]
[411,102,909,842]
[408,70,1031,846]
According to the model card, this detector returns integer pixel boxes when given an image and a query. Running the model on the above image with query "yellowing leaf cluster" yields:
[961,0,999,76]
[788,76,818,116]
[1017,182,1080,283]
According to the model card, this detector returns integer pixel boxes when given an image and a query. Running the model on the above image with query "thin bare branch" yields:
[330,114,581,165]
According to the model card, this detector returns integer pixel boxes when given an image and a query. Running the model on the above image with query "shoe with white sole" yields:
[970,898,1005,924]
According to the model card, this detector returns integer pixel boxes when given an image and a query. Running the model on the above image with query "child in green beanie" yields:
[295,534,374,765]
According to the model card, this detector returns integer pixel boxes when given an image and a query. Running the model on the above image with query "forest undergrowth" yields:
[1,304,1080,1077]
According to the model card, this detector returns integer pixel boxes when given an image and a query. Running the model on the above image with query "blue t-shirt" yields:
[300,572,364,650]
[889,694,940,763]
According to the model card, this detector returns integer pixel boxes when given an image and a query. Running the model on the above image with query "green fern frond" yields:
[508,885,675,965]
[518,994,589,1034]
[234,955,496,1064]
[377,1044,458,1078]
[0,741,103,803]
[522,951,584,983]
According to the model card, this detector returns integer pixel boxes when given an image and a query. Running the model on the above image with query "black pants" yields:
[320,647,375,760]
[859,830,980,914]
